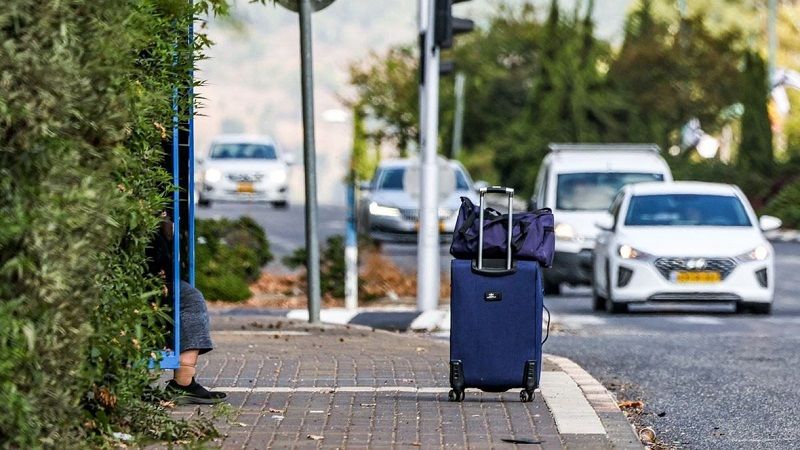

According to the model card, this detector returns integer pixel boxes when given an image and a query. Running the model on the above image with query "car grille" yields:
[654,257,737,280]
[227,173,264,182]
[399,208,454,221]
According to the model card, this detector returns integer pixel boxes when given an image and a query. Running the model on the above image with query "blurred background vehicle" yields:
[592,181,782,314]
[530,144,673,295]
[358,158,480,243]
[197,134,293,209]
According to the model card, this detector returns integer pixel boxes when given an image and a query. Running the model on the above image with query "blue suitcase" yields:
[449,187,544,402]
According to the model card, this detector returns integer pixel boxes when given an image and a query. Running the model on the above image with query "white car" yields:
[197,135,292,208]
[530,144,673,295]
[592,181,782,314]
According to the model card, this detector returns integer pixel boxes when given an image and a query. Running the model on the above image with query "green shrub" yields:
[764,179,800,229]
[284,235,346,298]
[0,0,233,447]
[196,217,272,301]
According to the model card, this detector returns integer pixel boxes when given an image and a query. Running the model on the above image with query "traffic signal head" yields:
[434,0,474,49]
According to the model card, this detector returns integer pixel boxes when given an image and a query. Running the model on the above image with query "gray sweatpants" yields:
[179,281,214,355]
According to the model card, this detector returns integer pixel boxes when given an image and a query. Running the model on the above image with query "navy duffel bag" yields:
[449,196,555,267]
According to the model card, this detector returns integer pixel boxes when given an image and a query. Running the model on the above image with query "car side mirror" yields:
[473,180,490,192]
[759,215,782,232]
[358,181,372,191]
[196,157,204,165]
[595,215,614,231]
[283,153,296,166]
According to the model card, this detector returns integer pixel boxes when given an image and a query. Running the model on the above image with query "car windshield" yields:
[624,194,752,227]
[556,172,664,211]
[376,167,471,191]
[210,143,277,160]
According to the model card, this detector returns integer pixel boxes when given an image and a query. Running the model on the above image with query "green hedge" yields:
[196,217,273,302]
[765,179,800,229]
[0,0,232,447]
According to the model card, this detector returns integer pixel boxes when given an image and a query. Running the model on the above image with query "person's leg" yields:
[173,349,200,386]
[166,281,225,404]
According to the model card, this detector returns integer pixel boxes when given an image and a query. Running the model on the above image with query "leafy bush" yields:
[196,217,273,301]
[284,235,347,298]
[0,0,232,447]
[764,179,800,229]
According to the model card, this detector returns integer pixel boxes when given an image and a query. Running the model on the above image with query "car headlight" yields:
[618,244,651,260]
[369,202,401,217]
[736,245,770,262]
[554,223,576,241]
[204,168,222,183]
[271,170,287,184]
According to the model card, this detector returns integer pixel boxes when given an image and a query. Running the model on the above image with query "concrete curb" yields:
[546,355,643,449]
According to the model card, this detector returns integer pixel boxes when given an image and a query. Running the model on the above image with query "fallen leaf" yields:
[307,434,324,441]
[159,400,176,409]
[235,422,248,427]
[269,408,284,413]
[618,400,644,409]
[360,403,376,407]
[415,347,427,353]
[272,415,284,420]
[639,427,656,444]
[309,410,325,414]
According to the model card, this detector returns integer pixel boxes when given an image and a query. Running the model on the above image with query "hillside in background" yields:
[196,0,632,204]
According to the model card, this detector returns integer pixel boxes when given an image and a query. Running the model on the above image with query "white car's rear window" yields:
[556,172,664,211]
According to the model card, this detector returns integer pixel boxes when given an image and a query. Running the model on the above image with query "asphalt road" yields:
[545,241,800,449]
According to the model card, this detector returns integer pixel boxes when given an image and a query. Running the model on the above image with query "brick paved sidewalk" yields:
[165,314,640,449]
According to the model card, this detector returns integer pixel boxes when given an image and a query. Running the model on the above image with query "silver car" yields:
[359,158,480,243]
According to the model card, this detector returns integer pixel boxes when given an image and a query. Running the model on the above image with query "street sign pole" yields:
[298,0,321,324]
[417,0,441,312]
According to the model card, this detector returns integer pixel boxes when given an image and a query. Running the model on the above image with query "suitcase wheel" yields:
[520,390,534,402]
[448,389,465,402]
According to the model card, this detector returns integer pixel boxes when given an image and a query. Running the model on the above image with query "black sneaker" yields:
[166,378,227,405]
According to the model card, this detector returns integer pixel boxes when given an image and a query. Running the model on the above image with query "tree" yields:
[738,51,774,177]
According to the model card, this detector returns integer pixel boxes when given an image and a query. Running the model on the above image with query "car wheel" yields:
[272,201,289,209]
[605,268,627,314]
[591,282,605,311]
[739,302,772,315]
[543,279,561,296]
[198,196,211,208]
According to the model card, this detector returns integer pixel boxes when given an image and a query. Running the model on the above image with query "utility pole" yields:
[417,0,441,312]
[451,72,466,159]
[298,0,321,324]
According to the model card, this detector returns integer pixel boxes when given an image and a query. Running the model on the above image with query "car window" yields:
[378,168,405,190]
[556,172,664,211]
[608,191,625,228]
[210,143,277,160]
[455,169,470,191]
[624,194,752,227]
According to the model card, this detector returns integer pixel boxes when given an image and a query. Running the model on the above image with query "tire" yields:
[520,390,534,402]
[739,302,772,315]
[591,283,605,311]
[272,201,289,209]
[543,279,561,296]
[604,268,628,314]
[198,196,211,208]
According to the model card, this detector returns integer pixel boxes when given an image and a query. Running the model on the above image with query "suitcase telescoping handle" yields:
[477,186,514,271]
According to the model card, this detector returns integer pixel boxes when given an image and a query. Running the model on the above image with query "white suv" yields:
[529,144,673,295]
[198,134,292,209]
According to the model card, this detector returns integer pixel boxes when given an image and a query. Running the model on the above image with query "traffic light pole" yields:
[417,0,441,312]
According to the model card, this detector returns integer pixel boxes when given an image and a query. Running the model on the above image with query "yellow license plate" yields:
[414,221,446,231]
[237,182,254,193]
[674,271,721,283]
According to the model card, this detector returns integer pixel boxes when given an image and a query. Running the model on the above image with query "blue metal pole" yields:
[187,19,196,287]
[171,47,181,363]
[344,181,358,310]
